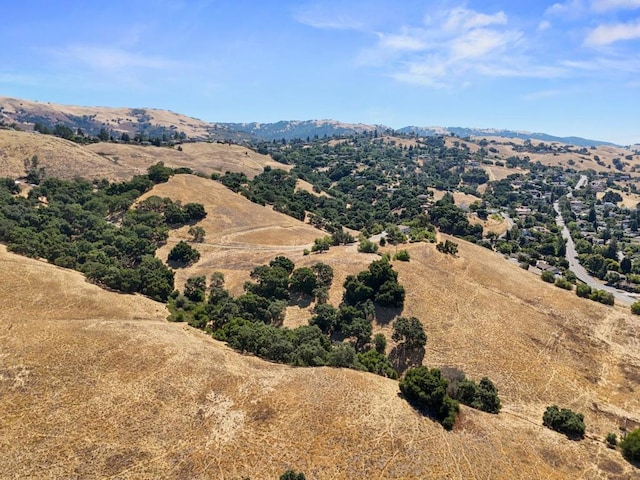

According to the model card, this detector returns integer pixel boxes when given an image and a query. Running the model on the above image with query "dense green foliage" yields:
[0,164,202,301]
[620,428,640,462]
[343,258,405,309]
[280,470,306,480]
[450,376,502,414]
[542,405,586,439]
[168,241,201,266]
[399,366,459,430]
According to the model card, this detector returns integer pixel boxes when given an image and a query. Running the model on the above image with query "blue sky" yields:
[2,1,640,144]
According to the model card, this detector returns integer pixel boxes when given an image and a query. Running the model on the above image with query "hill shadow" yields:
[288,292,313,309]
[374,304,403,325]
[389,345,425,374]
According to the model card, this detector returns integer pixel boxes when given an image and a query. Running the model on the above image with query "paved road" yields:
[553,201,636,306]
[575,174,588,190]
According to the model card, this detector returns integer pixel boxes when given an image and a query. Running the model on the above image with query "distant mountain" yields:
[220,120,392,141]
[397,126,616,147]
[0,96,620,146]
[0,97,251,143]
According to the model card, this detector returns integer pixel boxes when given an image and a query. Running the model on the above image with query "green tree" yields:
[280,470,306,480]
[542,405,585,439]
[188,225,206,243]
[184,275,206,302]
[290,267,317,296]
[392,316,427,351]
[374,332,387,354]
[399,366,459,430]
[620,427,640,462]
[168,241,200,266]
[23,155,45,185]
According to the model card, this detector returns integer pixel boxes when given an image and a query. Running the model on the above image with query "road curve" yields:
[553,201,636,306]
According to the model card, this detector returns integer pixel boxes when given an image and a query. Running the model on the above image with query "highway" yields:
[553,201,636,306]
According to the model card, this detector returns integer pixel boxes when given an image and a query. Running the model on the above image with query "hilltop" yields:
[2,96,631,146]
[0,96,249,142]
[0,129,287,181]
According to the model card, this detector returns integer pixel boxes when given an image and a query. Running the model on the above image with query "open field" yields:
[469,213,510,236]
[0,129,289,182]
[136,174,324,291]
[2,234,640,478]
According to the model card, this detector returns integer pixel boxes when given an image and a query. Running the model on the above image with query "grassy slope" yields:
[2,240,639,479]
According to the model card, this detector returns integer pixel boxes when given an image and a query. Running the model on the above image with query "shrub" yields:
[554,278,573,290]
[358,237,379,253]
[576,283,592,298]
[589,289,614,306]
[399,366,459,430]
[631,301,640,315]
[541,270,555,283]
[168,241,200,266]
[606,432,618,448]
[542,405,586,439]
[451,376,502,414]
[436,239,458,255]
[620,428,640,462]
[394,249,410,261]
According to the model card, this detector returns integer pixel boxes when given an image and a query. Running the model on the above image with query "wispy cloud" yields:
[358,7,559,88]
[49,45,185,72]
[293,4,364,31]
[585,20,640,45]
[590,0,640,12]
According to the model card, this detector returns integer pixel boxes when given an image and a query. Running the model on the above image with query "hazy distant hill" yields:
[0,96,622,146]
[398,126,616,147]
[221,120,392,141]
[0,97,251,143]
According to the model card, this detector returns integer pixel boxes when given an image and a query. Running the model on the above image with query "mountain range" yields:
[0,96,620,146]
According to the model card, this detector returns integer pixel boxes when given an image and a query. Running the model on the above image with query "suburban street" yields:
[553,201,636,306]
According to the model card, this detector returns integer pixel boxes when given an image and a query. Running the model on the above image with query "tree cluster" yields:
[542,405,586,439]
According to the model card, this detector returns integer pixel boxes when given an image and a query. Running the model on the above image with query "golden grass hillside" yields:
[2,240,640,479]
[137,174,325,291]
[0,130,290,182]
[0,130,138,180]
[0,96,216,139]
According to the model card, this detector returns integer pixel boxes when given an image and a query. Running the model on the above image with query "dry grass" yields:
[0,96,215,139]
[469,213,510,236]
[597,189,640,209]
[0,130,138,180]
[2,236,639,478]
[0,129,290,183]
[429,188,481,208]
[136,174,324,291]
[85,141,290,179]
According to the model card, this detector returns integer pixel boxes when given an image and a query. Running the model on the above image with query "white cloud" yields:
[50,45,185,72]
[585,20,640,45]
[545,0,585,16]
[293,5,364,30]
[377,31,427,51]
[443,7,507,32]
[590,0,640,12]
[362,6,545,87]
[449,28,520,60]
[538,20,552,31]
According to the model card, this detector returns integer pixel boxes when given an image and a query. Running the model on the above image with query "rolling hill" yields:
[0,96,250,142]
[0,129,288,182]
[2,229,639,478]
